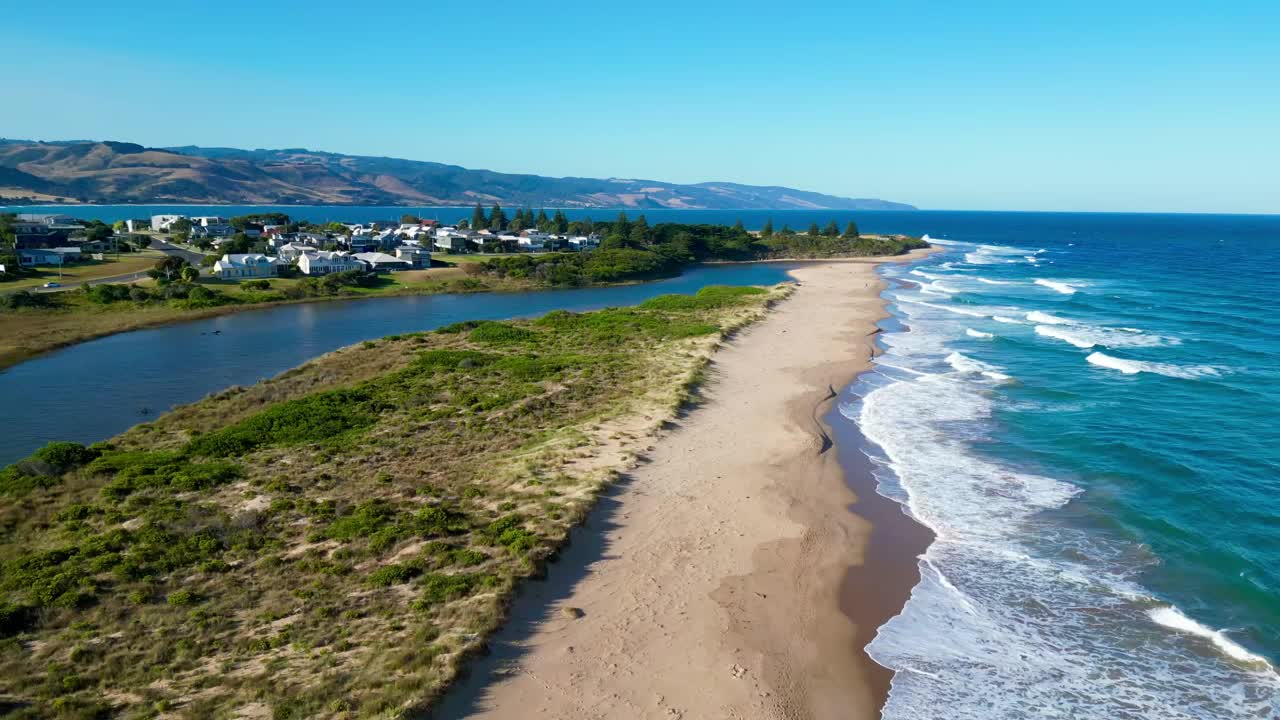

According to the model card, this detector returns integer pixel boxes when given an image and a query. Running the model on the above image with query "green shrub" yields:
[468,322,537,344]
[188,388,379,456]
[367,563,422,587]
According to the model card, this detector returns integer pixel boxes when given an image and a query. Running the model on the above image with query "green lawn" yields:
[1,250,167,292]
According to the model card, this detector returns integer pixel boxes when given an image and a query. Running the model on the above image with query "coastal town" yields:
[2,207,602,284]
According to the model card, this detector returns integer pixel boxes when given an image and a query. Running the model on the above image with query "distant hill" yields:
[0,140,916,210]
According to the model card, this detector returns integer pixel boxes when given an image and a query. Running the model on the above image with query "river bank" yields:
[436,247,936,719]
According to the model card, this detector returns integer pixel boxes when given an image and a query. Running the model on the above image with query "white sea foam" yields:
[918,302,989,318]
[991,315,1022,324]
[1035,325,1174,350]
[965,328,994,339]
[976,277,1016,285]
[945,352,1012,382]
[1026,310,1072,325]
[1086,352,1220,379]
[1148,607,1273,666]
[1036,325,1095,348]
[853,272,1280,719]
[1034,278,1079,295]
[911,269,943,280]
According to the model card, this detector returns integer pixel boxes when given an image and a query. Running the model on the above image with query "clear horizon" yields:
[8,1,1279,214]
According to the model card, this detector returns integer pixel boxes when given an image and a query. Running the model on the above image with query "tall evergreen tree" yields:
[761,218,774,238]
[553,209,569,234]
[780,224,793,235]
[807,222,821,237]
[629,214,650,247]
[470,203,486,231]
[843,220,860,238]
[489,203,506,231]
[822,220,840,237]
[733,219,745,233]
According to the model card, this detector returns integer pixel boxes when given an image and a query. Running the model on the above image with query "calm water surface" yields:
[0,263,796,464]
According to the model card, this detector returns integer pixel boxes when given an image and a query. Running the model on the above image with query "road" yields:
[29,238,208,293]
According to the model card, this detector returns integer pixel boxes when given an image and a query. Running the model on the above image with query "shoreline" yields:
[434,246,936,719]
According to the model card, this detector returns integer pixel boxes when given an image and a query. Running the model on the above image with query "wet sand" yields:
[434,248,936,720]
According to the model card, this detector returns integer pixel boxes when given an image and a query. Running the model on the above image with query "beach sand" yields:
[435,249,936,720]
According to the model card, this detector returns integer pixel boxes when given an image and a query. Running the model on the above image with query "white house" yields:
[212,254,280,279]
[275,242,313,261]
[568,235,601,251]
[297,250,362,275]
[190,216,228,227]
[434,230,474,253]
[353,252,411,272]
[150,214,186,231]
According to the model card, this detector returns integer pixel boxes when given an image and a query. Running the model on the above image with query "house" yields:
[212,254,280,279]
[297,250,362,275]
[19,247,82,266]
[190,223,235,239]
[67,237,112,253]
[17,213,77,225]
[276,242,314,262]
[568,234,601,251]
[124,218,151,233]
[395,246,432,268]
[151,214,186,231]
[517,230,552,251]
[434,231,473,253]
[294,232,328,247]
[353,252,411,272]
[190,216,228,227]
[344,234,379,253]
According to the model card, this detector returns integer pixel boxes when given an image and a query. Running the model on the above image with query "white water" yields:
[1034,278,1079,295]
[1086,351,1220,379]
[856,244,1280,718]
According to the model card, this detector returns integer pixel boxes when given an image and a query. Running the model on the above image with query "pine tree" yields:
[470,203,486,231]
[536,209,551,232]
[553,209,569,234]
[807,222,821,237]
[629,214,650,247]
[761,218,774,238]
[843,220,860,238]
[489,203,506,231]
[733,219,745,233]
[823,220,840,237]
[780,224,793,235]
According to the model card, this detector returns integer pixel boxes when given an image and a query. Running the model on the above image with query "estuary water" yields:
[838,213,1280,718]
[0,262,796,465]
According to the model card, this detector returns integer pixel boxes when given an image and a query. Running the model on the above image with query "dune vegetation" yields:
[0,284,785,719]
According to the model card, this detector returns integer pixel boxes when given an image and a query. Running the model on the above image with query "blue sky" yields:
[6,1,1278,213]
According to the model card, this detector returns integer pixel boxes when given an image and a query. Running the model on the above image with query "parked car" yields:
[42,281,61,288]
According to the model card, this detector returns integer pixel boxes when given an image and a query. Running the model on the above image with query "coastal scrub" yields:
[0,283,786,718]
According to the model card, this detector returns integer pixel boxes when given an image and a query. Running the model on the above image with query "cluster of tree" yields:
[229,213,290,231]
[462,204,574,234]
[82,281,231,308]
[278,270,382,299]
[475,248,679,286]
[468,214,925,285]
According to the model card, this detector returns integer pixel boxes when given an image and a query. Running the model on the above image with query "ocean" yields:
[838,213,1280,718]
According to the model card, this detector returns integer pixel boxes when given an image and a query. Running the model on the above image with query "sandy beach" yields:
[435,248,935,720]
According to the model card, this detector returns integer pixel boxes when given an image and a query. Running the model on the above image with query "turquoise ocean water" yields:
[839,214,1280,718]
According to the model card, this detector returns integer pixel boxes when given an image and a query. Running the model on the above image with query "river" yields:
[0,263,798,465]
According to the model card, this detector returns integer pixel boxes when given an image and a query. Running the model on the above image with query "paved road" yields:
[24,238,209,293]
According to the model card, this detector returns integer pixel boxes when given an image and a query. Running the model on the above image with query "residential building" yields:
[395,246,432,268]
[568,234,601,251]
[353,252,412,272]
[18,247,82,266]
[276,242,314,262]
[297,250,362,275]
[212,254,280,279]
[434,230,473,253]
[190,223,235,239]
[150,214,186,231]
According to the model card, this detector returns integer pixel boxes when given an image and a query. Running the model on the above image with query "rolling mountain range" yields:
[0,140,915,210]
